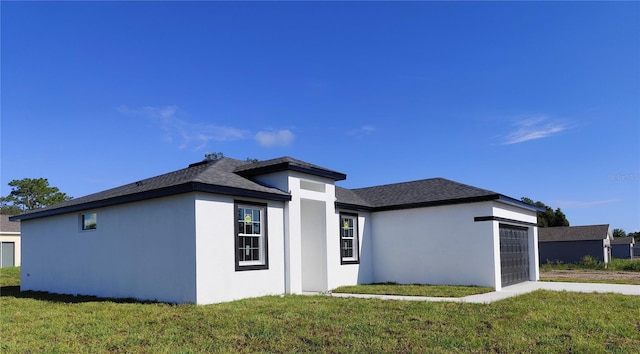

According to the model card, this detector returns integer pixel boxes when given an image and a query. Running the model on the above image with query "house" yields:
[1,214,21,268]
[611,237,635,259]
[538,225,612,264]
[11,156,540,304]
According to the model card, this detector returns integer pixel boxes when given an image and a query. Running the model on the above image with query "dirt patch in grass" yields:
[540,269,640,284]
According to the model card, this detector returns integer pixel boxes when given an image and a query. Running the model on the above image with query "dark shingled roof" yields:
[538,225,611,242]
[10,155,535,221]
[11,158,292,221]
[1,214,21,233]
[339,178,501,211]
[611,237,635,245]
[235,156,346,181]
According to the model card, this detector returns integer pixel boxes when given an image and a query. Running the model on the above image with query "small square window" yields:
[82,212,97,230]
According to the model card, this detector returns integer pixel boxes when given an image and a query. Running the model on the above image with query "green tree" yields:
[628,231,640,242]
[521,197,570,227]
[1,178,72,213]
[612,228,627,238]
[203,152,224,161]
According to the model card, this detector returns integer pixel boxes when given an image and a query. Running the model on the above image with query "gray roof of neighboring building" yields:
[538,225,611,242]
[611,237,635,245]
[10,156,535,221]
[1,214,21,233]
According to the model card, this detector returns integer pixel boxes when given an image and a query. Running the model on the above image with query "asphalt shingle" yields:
[538,225,610,242]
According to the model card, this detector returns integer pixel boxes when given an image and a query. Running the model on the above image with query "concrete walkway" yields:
[326,282,640,304]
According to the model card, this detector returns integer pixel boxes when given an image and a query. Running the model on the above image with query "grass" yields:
[332,282,493,297]
[2,267,640,353]
[540,256,640,272]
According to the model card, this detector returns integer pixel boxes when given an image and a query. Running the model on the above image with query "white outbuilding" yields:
[12,156,539,304]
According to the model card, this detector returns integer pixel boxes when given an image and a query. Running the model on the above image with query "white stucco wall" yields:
[21,194,197,303]
[194,194,285,304]
[372,202,498,287]
[328,210,373,290]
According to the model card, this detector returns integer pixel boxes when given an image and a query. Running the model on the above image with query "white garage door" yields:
[499,225,529,286]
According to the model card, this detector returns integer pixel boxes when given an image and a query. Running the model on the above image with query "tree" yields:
[203,152,224,161]
[1,178,72,214]
[521,197,570,227]
[628,231,640,242]
[612,228,627,238]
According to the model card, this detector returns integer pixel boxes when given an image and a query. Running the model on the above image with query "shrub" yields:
[578,255,605,269]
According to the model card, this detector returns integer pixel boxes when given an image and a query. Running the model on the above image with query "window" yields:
[82,212,97,230]
[340,213,359,264]
[235,202,268,271]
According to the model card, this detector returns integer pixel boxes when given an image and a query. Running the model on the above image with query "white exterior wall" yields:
[328,210,374,290]
[371,201,539,289]
[251,171,374,293]
[372,202,497,287]
[20,194,197,303]
[194,194,285,304]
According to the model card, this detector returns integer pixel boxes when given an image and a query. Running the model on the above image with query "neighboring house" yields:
[611,237,635,259]
[11,156,540,304]
[0,214,21,268]
[538,225,612,264]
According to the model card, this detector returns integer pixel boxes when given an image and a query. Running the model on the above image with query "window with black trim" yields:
[340,213,359,264]
[235,201,269,271]
[81,212,97,230]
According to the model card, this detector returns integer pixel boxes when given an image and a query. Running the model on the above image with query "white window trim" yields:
[340,213,359,264]
[235,201,269,271]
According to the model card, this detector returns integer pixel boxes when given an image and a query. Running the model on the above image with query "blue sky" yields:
[2,1,639,232]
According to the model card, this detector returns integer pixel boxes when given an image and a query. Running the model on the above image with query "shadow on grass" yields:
[0,285,161,304]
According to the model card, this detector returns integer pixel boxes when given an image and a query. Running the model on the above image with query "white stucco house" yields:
[12,157,540,304]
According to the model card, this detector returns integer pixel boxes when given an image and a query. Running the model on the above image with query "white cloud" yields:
[118,105,249,150]
[554,199,620,208]
[351,125,376,136]
[255,129,295,147]
[502,117,567,145]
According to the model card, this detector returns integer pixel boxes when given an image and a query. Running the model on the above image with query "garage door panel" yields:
[500,225,529,286]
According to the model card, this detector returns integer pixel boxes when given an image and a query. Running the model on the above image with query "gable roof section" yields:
[1,214,21,233]
[235,156,347,181]
[337,178,503,211]
[11,158,291,221]
[611,237,635,245]
[538,225,610,242]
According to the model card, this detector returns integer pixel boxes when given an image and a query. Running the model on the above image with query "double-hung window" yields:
[340,213,359,264]
[235,202,269,271]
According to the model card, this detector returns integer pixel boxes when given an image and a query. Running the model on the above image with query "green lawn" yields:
[332,283,493,297]
[2,267,639,353]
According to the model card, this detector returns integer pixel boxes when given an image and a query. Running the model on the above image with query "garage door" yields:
[499,225,529,286]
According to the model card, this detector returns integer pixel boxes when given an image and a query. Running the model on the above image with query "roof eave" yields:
[370,194,500,212]
[335,202,374,212]
[10,183,291,221]
[496,195,545,212]
[236,162,346,181]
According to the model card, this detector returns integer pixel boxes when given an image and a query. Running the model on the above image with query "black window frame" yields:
[234,200,269,271]
[339,212,360,265]
[81,212,97,231]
